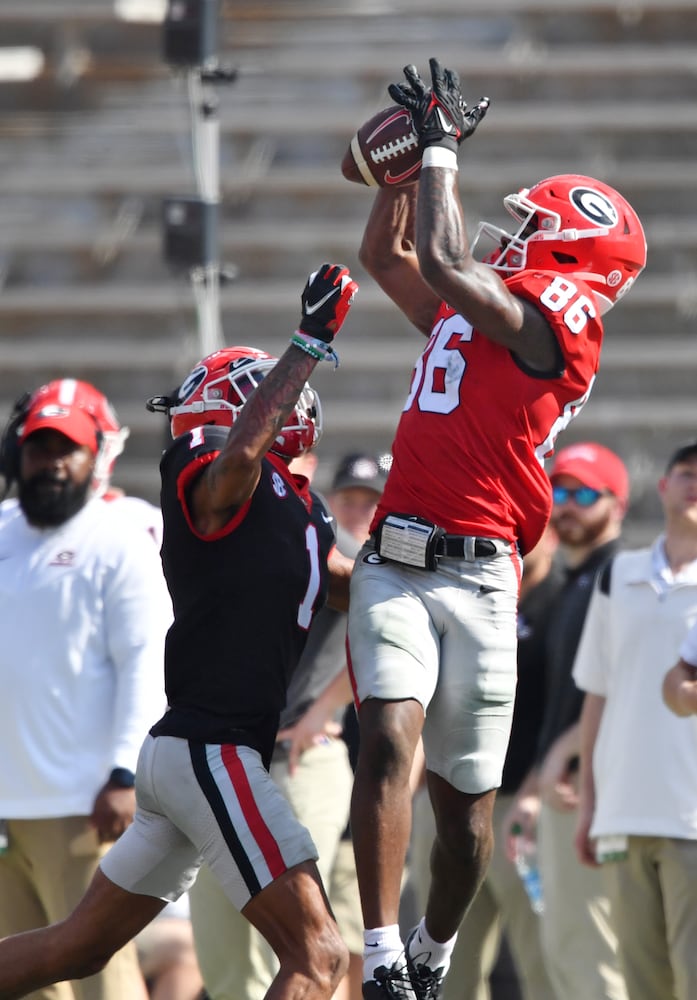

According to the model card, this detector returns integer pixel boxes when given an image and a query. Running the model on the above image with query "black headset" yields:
[0,391,32,498]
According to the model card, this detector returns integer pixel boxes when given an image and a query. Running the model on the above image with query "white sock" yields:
[363,925,404,982]
[408,917,457,975]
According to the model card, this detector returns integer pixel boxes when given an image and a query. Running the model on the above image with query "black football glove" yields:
[388,57,490,154]
[298,263,358,343]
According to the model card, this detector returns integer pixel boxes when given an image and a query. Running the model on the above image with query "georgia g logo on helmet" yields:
[178,365,208,404]
[570,187,619,229]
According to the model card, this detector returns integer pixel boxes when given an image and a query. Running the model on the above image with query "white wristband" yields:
[422,146,458,171]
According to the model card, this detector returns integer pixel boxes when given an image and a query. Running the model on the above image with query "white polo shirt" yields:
[573,536,697,840]
[0,497,171,818]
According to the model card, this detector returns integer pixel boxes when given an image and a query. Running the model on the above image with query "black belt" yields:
[435,535,503,559]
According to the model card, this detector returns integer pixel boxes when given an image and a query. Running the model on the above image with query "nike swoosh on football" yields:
[304,289,336,314]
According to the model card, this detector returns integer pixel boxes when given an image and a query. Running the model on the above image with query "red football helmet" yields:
[473,174,647,315]
[161,346,322,459]
[25,379,129,497]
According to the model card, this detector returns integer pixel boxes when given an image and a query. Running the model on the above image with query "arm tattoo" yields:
[419,170,469,267]
[213,347,317,476]
[244,349,316,445]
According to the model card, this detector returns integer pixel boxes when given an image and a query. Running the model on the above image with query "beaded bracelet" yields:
[290,331,340,369]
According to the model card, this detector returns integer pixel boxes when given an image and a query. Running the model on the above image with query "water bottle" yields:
[510,822,544,915]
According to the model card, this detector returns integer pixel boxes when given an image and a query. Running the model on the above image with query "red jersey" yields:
[373,270,603,555]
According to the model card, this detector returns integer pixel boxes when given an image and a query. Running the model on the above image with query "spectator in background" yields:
[47,380,202,1000]
[189,450,387,1000]
[407,525,561,1000]
[0,378,172,1000]
[0,377,164,549]
[325,453,389,1000]
[506,442,630,1000]
[574,439,697,1000]
[326,453,390,548]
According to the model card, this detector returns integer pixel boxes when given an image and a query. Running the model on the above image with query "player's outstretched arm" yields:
[399,58,557,370]
[359,184,441,336]
[191,265,358,532]
[359,61,490,338]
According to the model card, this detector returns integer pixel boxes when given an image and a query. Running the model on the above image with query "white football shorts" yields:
[100,734,317,910]
[347,542,522,794]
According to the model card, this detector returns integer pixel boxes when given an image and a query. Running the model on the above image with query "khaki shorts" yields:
[328,838,364,956]
[101,734,317,911]
[347,542,520,793]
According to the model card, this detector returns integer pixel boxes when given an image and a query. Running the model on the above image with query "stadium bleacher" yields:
[0,0,695,541]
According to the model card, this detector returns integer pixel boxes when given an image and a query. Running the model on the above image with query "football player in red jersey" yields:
[346,58,646,1000]
[0,265,359,1000]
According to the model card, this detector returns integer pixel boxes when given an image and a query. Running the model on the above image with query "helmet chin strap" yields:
[166,399,238,420]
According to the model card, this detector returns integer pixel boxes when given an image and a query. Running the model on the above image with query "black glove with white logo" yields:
[389,57,490,154]
[298,263,359,343]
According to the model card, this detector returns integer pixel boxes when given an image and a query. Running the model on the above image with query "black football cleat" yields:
[404,927,445,1000]
[362,961,416,999]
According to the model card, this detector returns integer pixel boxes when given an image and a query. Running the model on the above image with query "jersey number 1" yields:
[297,524,321,630]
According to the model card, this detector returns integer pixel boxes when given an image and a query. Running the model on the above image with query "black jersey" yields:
[500,561,564,794]
[150,425,336,765]
[535,538,620,766]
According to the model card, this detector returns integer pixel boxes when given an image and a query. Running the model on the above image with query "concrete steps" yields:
[0,0,695,543]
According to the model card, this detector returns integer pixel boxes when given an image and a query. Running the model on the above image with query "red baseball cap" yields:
[20,402,100,454]
[549,442,629,504]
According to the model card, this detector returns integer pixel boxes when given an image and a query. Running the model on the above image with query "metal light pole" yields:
[161,0,236,357]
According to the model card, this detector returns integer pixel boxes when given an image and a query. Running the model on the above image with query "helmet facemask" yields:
[270,381,322,460]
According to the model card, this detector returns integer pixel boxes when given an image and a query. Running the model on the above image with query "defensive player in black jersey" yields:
[0,263,358,1000]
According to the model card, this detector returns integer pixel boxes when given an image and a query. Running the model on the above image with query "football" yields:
[341,105,421,188]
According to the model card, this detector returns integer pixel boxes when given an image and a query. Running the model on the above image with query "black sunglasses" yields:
[552,485,607,507]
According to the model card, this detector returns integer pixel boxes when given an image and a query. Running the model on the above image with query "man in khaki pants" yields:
[506,443,630,1000]
[575,439,697,1000]
[0,379,171,1000]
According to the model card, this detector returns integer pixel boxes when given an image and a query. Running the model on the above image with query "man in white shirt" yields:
[574,439,697,1000]
[0,379,172,1000]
